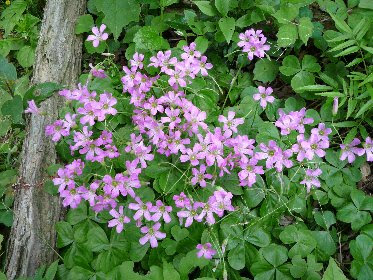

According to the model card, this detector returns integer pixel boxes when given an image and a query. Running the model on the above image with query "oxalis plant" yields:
[24,23,373,279]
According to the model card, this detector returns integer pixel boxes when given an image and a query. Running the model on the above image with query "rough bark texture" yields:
[5,1,86,279]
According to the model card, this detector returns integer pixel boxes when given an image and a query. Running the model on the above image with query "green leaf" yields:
[44,260,59,280]
[244,227,271,247]
[178,250,209,277]
[273,4,299,24]
[322,258,347,280]
[334,46,359,57]
[290,255,307,278]
[133,26,170,51]
[0,56,17,80]
[359,0,373,9]
[253,59,279,83]
[262,244,288,267]
[279,55,301,76]
[1,95,24,124]
[315,91,345,98]
[194,36,209,53]
[297,85,333,92]
[87,227,109,252]
[298,17,313,45]
[228,244,245,270]
[329,14,352,34]
[277,24,298,47]
[313,210,336,229]
[94,0,140,39]
[160,0,179,7]
[163,261,180,280]
[171,225,189,241]
[194,1,217,17]
[218,17,235,43]
[16,46,35,68]
[75,14,94,34]
[291,71,315,93]
[215,0,230,17]
[301,55,321,72]
[56,221,74,248]
[355,99,373,118]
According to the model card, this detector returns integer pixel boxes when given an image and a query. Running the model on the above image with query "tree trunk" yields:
[5,1,86,279]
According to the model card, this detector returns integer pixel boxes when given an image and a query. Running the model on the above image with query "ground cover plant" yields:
[1,0,373,279]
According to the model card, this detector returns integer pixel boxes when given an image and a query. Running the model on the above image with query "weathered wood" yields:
[5,1,86,279]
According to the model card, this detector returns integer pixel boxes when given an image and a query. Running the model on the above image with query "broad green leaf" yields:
[279,55,301,76]
[163,261,180,280]
[244,227,271,247]
[273,4,299,24]
[215,0,230,17]
[44,260,59,280]
[313,210,336,229]
[253,59,279,83]
[133,26,170,51]
[94,0,140,39]
[16,46,35,68]
[291,71,315,93]
[160,0,179,7]
[218,17,235,43]
[262,244,288,267]
[171,225,189,241]
[194,36,209,53]
[277,24,298,47]
[194,1,217,16]
[56,221,74,248]
[75,14,94,34]
[86,227,110,252]
[0,56,17,80]
[322,258,347,280]
[298,17,313,45]
[228,245,245,270]
[359,0,373,9]
[1,95,24,124]
[301,55,321,72]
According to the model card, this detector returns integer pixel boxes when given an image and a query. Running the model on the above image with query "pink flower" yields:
[108,206,130,233]
[128,197,153,221]
[364,137,373,162]
[253,86,275,108]
[139,223,166,248]
[218,111,244,136]
[130,52,144,70]
[87,24,108,48]
[60,185,81,208]
[196,243,216,259]
[340,138,365,163]
[173,192,191,208]
[311,123,331,142]
[24,100,41,115]
[238,158,264,187]
[151,200,172,223]
[177,202,203,227]
[191,164,213,187]
[300,168,322,192]
[89,63,106,78]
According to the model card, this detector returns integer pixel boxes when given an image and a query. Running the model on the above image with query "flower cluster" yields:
[238,29,270,60]
[43,31,372,262]
[175,190,234,227]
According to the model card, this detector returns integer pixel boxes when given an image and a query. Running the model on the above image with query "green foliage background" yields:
[0,0,373,279]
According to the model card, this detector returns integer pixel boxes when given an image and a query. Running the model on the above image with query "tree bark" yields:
[6,1,86,279]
